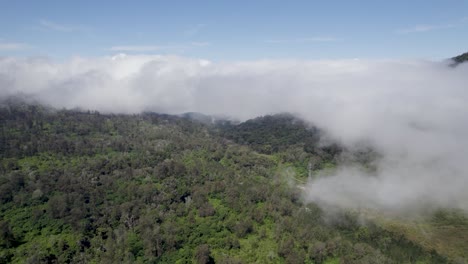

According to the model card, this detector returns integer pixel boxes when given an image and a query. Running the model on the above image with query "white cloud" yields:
[110,42,210,52]
[397,17,468,34]
[191,42,211,47]
[0,42,30,51]
[39,19,85,32]
[110,45,166,52]
[397,23,455,34]
[1,55,467,214]
[266,37,339,44]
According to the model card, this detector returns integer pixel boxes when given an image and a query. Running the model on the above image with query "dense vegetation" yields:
[0,100,464,263]
[217,114,324,155]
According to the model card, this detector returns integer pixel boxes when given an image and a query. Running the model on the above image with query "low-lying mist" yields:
[1,54,467,214]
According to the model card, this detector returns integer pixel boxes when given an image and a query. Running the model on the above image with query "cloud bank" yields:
[1,54,467,214]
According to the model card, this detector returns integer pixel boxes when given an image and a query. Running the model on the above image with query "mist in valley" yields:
[1,54,468,215]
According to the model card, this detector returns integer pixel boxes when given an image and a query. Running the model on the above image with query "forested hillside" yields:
[452,52,468,64]
[0,101,463,263]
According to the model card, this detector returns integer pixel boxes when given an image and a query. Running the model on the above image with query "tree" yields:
[195,244,215,264]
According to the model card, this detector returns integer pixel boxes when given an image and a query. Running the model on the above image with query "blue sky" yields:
[0,0,467,60]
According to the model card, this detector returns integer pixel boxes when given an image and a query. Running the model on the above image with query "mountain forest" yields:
[1,99,467,264]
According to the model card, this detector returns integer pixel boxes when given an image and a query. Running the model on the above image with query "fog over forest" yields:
[1,55,468,214]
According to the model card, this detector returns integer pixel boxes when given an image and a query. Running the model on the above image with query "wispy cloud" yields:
[265,37,339,44]
[0,41,30,51]
[184,23,206,37]
[39,19,85,32]
[396,23,455,34]
[110,45,173,52]
[110,45,162,51]
[397,16,468,34]
[110,42,210,52]
[191,42,211,47]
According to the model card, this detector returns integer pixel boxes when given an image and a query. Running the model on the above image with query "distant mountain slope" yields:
[0,100,461,263]
[216,113,322,154]
[451,51,468,64]
[179,112,215,124]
